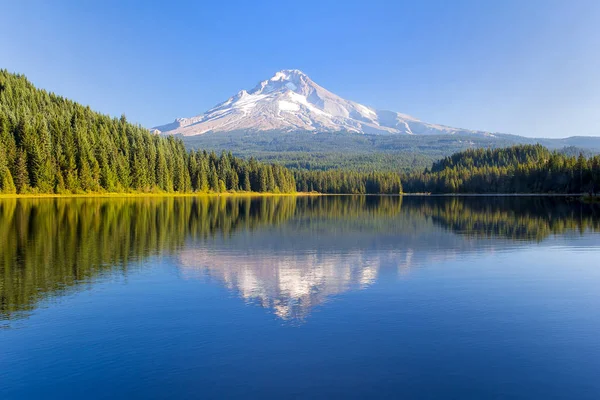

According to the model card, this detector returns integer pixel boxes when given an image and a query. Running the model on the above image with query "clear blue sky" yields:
[1,0,599,138]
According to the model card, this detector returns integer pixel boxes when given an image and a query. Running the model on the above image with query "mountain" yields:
[153,69,493,137]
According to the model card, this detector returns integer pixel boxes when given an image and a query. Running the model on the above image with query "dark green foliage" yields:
[13,149,29,192]
[0,70,298,194]
[429,144,550,172]
[403,145,600,194]
[294,170,402,194]
[0,143,16,193]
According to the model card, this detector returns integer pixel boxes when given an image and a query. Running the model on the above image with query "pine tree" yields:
[13,149,29,193]
[258,167,267,192]
[0,146,16,193]
[218,179,227,193]
[209,164,219,192]
[243,169,251,192]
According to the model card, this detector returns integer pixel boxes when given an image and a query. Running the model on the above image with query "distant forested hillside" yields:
[182,130,600,172]
[403,145,600,194]
[182,130,511,172]
[0,70,295,194]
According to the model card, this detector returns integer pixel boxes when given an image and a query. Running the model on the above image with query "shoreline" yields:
[401,193,588,197]
[0,192,593,199]
[0,192,320,199]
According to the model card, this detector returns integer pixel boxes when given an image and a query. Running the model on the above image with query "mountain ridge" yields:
[153,69,494,137]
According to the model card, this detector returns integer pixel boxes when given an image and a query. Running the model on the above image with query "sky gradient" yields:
[1,0,599,138]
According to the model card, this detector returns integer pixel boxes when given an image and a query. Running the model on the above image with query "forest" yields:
[402,144,600,194]
[295,169,402,194]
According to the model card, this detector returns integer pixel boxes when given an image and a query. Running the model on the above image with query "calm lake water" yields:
[1,196,600,399]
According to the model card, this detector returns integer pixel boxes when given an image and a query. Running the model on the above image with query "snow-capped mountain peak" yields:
[270,68,306,81]
[153,70,490,137]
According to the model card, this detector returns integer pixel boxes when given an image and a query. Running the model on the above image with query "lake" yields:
[1,195,600,399]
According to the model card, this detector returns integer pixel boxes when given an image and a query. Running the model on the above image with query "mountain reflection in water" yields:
[1,195,599,323]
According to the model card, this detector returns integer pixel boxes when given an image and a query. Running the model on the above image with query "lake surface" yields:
[1,195,600,399]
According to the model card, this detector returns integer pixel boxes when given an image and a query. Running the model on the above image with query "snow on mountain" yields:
[153,69,492,137]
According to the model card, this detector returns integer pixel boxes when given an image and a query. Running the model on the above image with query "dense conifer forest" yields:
[402,145,600,194]
[294,170,402,194]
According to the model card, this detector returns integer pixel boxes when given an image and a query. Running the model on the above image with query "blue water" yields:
[1,196,599,399]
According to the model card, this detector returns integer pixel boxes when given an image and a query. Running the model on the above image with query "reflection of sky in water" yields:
[177,216,600,322]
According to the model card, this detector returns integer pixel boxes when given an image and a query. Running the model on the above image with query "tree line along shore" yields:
[1,70,599,197]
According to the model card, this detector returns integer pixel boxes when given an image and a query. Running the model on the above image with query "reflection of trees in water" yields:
[0,195,598,322]
[0,196,298,321]
[286,196,600,242]
[402,197,600,241]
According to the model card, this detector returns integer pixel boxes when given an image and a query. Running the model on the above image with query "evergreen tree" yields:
[243,169,251,192]
[0,146,16,193]
[209,164,219,192]
[13,149,29,193]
